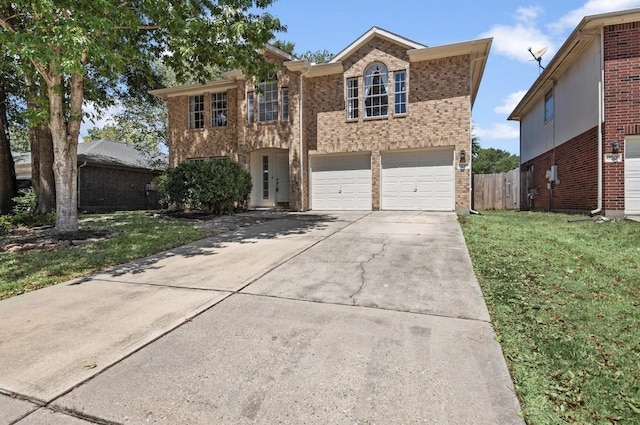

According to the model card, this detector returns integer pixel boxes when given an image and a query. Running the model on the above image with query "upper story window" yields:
[258,78,278,122]
[347,77,359,120]
[247,92,255,124]
[394,70,407,115]
[188,95,204,129]
[211,92,227,127]
[544,89,554,122]
[281,87,289,121]
[364,62,389,118]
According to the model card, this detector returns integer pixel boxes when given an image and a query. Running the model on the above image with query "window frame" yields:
[544,89,554,122]
[247,92,255,124]
[257,79,279,123]
[281,86,289,121]
[394,70,407,115]
[346,77,359,120]
[188,95,205,130]
[363,62,389,118]
[210,92,228,128]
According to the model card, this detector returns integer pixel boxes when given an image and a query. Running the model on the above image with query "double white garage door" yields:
[310,149,455,211]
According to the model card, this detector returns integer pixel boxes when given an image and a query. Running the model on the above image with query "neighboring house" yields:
[151,27,491,212]
[509,8,640,217]
[13,139,167,211]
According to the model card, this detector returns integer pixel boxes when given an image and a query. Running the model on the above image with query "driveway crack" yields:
[350,237,387,305]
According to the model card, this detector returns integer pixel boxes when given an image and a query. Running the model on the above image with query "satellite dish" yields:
[529,46,548,60]
[528,46,547,73]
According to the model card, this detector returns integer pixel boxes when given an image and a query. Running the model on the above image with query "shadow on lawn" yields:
[70,212,339,283]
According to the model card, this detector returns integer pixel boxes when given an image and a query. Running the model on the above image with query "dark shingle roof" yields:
[77,140,167,170]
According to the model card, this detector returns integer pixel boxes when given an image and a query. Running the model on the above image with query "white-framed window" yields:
[186,156,227,163]
[247,92,255,124]
[364,62,388,118]
[394,70,407,115]
[281,87,289,121]
[544,89,554,122]
[188,95,204,129]
[211,92,227,127]
[347,77,359,120]
[258,80,278,122]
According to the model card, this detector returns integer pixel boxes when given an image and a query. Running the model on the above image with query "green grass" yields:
[0,211,210,300]
[459,211,640,424]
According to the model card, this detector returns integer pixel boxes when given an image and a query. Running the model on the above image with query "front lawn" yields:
[0,211,210,300]
[459,211,640,424]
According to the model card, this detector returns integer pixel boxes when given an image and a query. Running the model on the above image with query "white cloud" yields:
[494,90,528,114]
[480,7,556,63]
[549,0,640,34]
[81,102,122,138]
[475,122,520,141]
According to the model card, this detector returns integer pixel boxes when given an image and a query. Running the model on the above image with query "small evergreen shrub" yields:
[12,188,37,214]
[163,159,252,215]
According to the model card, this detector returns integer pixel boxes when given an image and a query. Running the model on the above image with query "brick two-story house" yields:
[509,9,640,217]
[151,27,492,212]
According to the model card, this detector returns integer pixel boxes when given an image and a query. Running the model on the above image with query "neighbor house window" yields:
[281,87,289,121]
[544,89,554,122]
[364,62,388,117]
[346,77,359,120]
[188,95,204,129]
[247,92,255,123]
[394,70,407,115]
[258,79,278,122]
[211,92,227,127]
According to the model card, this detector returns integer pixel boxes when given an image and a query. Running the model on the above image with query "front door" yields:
[251,150,290,208]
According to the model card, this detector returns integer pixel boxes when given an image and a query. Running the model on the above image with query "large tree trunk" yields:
[26,79,56,213]
[0,85,17,214]
[34,125,55,213]
[48,71,83,234]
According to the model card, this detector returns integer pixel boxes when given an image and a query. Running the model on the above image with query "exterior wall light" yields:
[612,141,620,153]
[460,149,466,163]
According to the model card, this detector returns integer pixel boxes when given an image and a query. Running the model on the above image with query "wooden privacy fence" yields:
[473,168,520,211]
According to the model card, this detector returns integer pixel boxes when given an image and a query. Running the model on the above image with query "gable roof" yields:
[329,27,426,63]
[509,8,640,121]
[77,140,167,170]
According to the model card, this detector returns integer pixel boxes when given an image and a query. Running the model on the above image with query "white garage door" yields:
[381,149,454,211]
[625,138,640,215]
[311,154,372,210]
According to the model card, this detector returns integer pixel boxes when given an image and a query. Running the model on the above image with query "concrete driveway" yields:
[0,211,523,424]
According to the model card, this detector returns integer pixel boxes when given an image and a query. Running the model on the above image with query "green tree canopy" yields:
[473,147,520,174]
[0,0,284,233]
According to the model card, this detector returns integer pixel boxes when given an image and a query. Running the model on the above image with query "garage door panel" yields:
[626,139,640,215]
[311,154,372,211]
[382,150,454,211]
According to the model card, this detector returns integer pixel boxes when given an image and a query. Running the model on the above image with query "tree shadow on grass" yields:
[70,212,341,283]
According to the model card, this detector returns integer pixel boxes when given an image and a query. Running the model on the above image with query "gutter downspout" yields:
[299,62,311,212]
[591,27,604,216]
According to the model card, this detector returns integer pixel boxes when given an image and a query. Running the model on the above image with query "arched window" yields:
[364,62,389,117]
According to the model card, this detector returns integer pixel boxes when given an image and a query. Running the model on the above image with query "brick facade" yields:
[161,31,485,211]
[603,22,640,213]
[78,165,162,212]
[521,126,598,212]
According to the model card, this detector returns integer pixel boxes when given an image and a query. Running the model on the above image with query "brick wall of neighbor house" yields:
[306,39,472,209]
[521,126,598,212]
[78,165,161,211]
[603,21,640,213]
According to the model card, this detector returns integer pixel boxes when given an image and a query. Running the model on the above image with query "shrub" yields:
[12,188,37,214]
[163,159,252,215]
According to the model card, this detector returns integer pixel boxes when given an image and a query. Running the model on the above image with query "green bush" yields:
[12,188,37,213]
[163,159,252,215]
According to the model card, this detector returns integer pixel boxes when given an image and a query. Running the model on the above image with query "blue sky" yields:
[262,0,640,155]
[82,0,640,155]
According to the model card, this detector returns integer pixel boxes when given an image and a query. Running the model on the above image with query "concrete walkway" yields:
[0,211,523,424]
